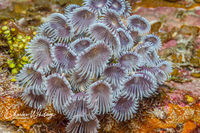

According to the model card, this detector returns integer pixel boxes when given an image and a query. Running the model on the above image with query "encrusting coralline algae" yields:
[17,0,172,132]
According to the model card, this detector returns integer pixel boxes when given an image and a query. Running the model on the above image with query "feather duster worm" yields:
[83,0,111,15]
[121,71,157,100]
[142,34,162,50]
[108,0,125,15]
[63,92,96,121]
[127,15,151,35]
[138,66,167,85]
[75,42,111,78]
[69,7,97,34]
[45,73,74,113]
[27,36,53,71]
[21,91,47,110]
[100,10,124,31]
[64,4,80,17]
[156,60,173,77]
[45,13,74,43]
[51,43,77,73]
[112,94,138,121]
[69,37,92,53]
[86,80,113,114]
[119,51,142,71]
[122,0,131,17]
[88,23,120,55]
[70,72,91,91]
[66,115,100,133]
[17,64,45,95]
[103,63,126,86]
[117,28,134,51]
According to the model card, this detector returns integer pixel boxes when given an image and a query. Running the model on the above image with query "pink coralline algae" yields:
[17,0,172,132]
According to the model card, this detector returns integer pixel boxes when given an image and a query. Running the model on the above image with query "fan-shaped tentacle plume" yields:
[83,0,111,15]
[144,50,160,66]
[119,51,142,72]
[103,63,126,86]
[129,30,141,45]
[75,42,111,78]
[117,28,134,51]
[63,92,96,121]
[127,15,151,35]
[141,34,162,50]
[70,72,90,91]
[38,23,56,40]
[100,10,125,32]
[156,60,173,77]
[64,4,80,17]
[21,91,47,110]
[112,94,138,121]
[45,13,74,43]
[45,73,74,113]
[86,80,113,114]
[69,7,97,34]
[17,64,45,95]
[66,115,100,133]
[51,43,77,73]
[138,66,167,85]
[121,71,157,100]
[122,0,131,17]
[108,0,125,15]
[135,42,154,62]
[69,37,93,54]
[27,36,53,72]
[88,23,120,56]
[111,84,123,100]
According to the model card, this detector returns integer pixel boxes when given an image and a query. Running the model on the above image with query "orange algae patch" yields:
[0,94,57,130]
[182,121,196,133]
[130,104,200,132]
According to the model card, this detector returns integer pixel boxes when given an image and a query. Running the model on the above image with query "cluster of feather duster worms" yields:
[17,0,172,132]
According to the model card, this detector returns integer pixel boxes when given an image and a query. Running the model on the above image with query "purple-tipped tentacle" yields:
[103,63,127,86]
[83,0,111,15]
[45,73,74,113]
[27,36,53,72]
[88,23,121,56]
[156,60,173,77]
[112,94,138,121]
[138,66,167,84]
[144,50,160,66]
[119,51,143,72]
[69,37,93,54]
[68,7,97,34]
[108,0,125,15]
[21,91,47,110]
[46,13,74,43]
[51,43,77,73]
[63,92,96,121]
[66,115,100,133]
[75,42,111,78]
[121,71,158,100]
[70,72,91,91]
[64,4,80,17]
[117,28,134,51]
[86,80,113,114]
[141,34,162,50]
[122,0,132,18]
[127,15,151,35]
[100,9,125,32]
[17,64,45,95]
